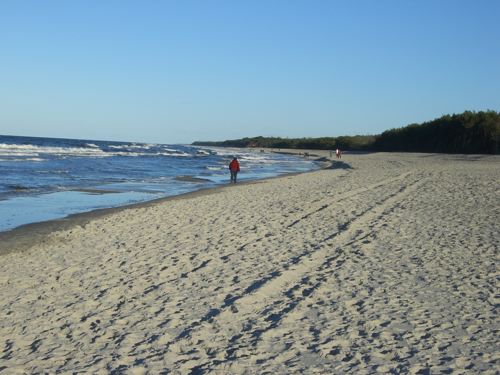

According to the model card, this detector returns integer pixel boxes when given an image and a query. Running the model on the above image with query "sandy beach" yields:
[0,152,498,374]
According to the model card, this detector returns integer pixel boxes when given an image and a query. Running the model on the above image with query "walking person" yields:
[229,157,240,183]
[336,149,341,159]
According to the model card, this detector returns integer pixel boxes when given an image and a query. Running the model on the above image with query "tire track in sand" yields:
[137,173,429,372]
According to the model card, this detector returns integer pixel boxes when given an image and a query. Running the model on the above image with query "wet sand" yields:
[0,152,498,374]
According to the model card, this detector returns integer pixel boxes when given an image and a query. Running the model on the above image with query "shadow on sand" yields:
[326,160,353,170]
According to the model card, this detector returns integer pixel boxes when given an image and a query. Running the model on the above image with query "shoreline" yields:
[1,149,493,255]
[0,143,322,235]
[0,154,332,256]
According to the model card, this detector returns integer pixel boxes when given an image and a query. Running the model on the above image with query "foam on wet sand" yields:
[0,152,498,373]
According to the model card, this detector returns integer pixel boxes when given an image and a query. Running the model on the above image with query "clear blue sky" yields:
[1,0,499,144]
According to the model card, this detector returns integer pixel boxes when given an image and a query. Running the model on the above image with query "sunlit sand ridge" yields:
[0,152,498,374]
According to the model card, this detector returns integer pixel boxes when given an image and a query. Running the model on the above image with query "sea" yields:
[0,135,319,232]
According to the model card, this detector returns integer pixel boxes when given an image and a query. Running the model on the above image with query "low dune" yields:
[1,152,498,374]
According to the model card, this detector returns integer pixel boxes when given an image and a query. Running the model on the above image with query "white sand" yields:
[0,152,498,374]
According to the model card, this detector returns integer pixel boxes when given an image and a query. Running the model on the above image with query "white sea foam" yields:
[196,150,211,155]
[0,158,44,162]
[0,143,157,159]
[157,152,190,157]
[0,143,109,157]
[109,144,155,150]
[240,155,271,162]
[0,152,40,157]
[210,148,273,162]
[113,152,143,157]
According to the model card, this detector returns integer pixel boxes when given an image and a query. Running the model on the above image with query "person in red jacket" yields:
[229,157,240,183]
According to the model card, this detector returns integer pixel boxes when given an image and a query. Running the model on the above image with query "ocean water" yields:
[0,135,319,231]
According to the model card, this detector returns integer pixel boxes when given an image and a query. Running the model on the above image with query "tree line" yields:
[192,110,499,154]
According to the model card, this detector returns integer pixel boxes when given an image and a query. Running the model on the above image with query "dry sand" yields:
[0,152,498,374]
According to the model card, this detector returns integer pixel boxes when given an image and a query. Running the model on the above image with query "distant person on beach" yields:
[229,157,240,183]
[336,149,341,159]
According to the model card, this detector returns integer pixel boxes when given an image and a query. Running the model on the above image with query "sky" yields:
[1,0,499,144]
